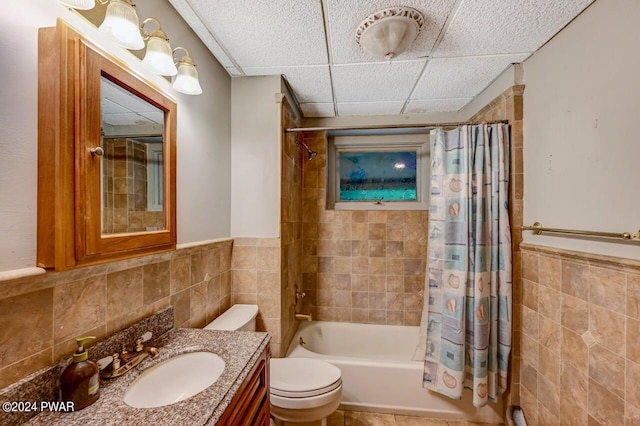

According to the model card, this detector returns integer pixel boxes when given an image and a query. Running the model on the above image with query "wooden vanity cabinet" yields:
[218,346,270,425]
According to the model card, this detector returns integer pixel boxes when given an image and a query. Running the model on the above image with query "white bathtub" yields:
[287,321,503,423]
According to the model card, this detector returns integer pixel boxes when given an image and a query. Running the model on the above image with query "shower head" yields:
[296,141,318,161]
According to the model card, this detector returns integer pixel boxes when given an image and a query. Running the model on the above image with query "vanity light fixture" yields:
[57,0,95,10]
[98,0,145,50]
[355,7,424,61]
[172,47,203,95]
[141,18,178,76]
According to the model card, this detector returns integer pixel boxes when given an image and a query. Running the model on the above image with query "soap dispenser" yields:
[60,336,100,410]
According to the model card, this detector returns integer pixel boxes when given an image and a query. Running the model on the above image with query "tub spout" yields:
[295,312,312,321]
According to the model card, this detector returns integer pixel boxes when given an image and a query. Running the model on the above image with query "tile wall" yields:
[300,132,428,326]
[280,97,303,353]
[230,237,282,356]
[519,243,640,425]
[0,240,232,389]
[229,94,302,358]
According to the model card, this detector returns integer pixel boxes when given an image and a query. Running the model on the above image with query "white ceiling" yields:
[168,0,594,118]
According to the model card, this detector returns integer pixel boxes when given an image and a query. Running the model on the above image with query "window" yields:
[327,133,429,210]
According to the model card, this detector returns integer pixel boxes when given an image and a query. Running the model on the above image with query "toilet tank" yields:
[204,304,259,331]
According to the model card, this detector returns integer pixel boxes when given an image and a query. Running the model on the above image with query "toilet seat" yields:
[270,358,342,398]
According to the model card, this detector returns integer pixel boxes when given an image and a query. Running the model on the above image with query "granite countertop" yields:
[27,328,270,426]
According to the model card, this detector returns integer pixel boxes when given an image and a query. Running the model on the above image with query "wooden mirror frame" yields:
[37,20,177,271]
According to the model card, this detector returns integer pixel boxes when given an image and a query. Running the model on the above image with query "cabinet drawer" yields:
[218,347,270,425]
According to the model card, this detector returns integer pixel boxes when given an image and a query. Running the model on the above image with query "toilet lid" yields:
[270,358,342,397]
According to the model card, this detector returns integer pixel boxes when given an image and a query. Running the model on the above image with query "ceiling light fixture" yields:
[355,7,424,62]
[172,47,203,95]
[141,18,178,76]
[98,0,145,50]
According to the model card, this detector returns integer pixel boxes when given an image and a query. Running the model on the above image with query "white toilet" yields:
[204,304,343,426]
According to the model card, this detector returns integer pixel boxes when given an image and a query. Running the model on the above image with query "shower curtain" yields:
[421,124,512,408]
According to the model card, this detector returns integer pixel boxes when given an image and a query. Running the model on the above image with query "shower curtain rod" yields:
[523,222,640,241]
[284,120,509,133]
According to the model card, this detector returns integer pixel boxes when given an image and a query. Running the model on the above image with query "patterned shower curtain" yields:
[422,124,512,408]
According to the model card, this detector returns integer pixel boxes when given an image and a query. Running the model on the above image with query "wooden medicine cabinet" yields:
[38,20,177,271]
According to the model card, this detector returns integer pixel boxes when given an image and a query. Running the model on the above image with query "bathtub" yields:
[287,321,503,423]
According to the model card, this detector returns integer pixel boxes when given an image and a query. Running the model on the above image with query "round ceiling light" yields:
[355,7,424,61]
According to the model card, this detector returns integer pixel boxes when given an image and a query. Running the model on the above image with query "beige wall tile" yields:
[588,379,624,426]
[589,266,625,314]
[561,361,588,409]
[143,261,170,305]
[107,267,143,321]
[0,348,53,389]
[521,333,539,369]
[520,385,539,426]
[627,317,640,364]
[561,295,588,334]
[538,403,560,426]
[521,361,537,396]
[628,273,640,319]
[626,402,640,426]
[522,279,538,310]
[0,289,54,367]
[589,345,624,398]
[171,288,191,327]
[257,293,281,319]
[522,252,539,282]
[538,345,560,385]
[54,275,106,343]
[522,306,539,339]
[539,316,561,354]
[231,246,257,270]
[232,270,258,294]
[170,256,191,294]
[538,373,560,413]
[626,359,640,409]
[561,261,589,301]
[538,286,561,322]
[256,247,280,272]
[368,223,386,240]
[190,281,209,328]
[257,271,280,294]
[538,255,561,290]
[589,304,625,356]
[562,327,588,374]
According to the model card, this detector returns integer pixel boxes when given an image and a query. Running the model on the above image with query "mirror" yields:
[100,77,165,234]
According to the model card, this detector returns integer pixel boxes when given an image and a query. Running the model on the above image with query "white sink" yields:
[124,351,225,408]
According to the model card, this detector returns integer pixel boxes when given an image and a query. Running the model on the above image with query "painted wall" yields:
[522,0,640,258]
[0,0,231,273]
[230,76,281,237]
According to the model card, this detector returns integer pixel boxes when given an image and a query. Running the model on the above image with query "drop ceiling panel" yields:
[435,0,595,57]
[243,66,333,103]
[181,0,328,68]
[325,0,458,64]
[332,61,425,103]
[168,0,235,68]
[405,98,472,114]
[337,101,405,116]
[102,113,155,126]
[300,103,336,118]
[102,98,129,114]
[412,55,529,100]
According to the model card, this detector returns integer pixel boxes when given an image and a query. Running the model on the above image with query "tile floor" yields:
[328,410,501,426]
